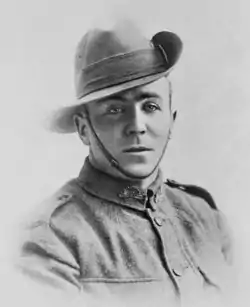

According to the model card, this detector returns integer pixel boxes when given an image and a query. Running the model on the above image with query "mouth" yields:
[123,146,153,153]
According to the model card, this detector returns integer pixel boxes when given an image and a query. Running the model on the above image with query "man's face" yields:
[78,77,175,178]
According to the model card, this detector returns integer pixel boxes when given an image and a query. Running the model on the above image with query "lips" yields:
[123,146,153,153]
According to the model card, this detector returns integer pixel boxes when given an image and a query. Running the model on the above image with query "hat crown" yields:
[75,21,151,73]
[72,19,182,102]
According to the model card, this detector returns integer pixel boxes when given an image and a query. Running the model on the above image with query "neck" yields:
[128,171,159,190]
[88,155,159,191]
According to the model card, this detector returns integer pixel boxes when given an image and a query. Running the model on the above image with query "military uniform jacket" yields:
[17,158,234,307]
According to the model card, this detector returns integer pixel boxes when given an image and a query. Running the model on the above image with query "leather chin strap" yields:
[87,117,171,180]
[84,86,174,180]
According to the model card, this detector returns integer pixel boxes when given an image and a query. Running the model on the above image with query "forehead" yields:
[130,77,169,100]
[94,77,170,105]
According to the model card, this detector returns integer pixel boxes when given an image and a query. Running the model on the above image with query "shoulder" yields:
[163,178,218,234]
[165,178,217,210]
[23,178,84,228]
[16,179,84,273]
[164,178,233,264]
[163,178,220,232]
[18,178,87,254]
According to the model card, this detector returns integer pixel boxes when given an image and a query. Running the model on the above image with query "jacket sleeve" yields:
[17,219,81,292]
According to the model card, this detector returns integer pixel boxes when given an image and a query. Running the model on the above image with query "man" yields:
[17,19,233,307]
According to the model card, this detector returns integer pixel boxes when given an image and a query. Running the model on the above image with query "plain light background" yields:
[0,0,249,304]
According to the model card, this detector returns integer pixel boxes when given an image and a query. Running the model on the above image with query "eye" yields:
[107,106,124,115]
[143,101,161,113]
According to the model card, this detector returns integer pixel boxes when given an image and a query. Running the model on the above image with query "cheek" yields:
[148,114,172,136]
[91,115,122,142]
[92,114,110,130]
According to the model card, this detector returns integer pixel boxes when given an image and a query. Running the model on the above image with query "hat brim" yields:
[49,31,183,134]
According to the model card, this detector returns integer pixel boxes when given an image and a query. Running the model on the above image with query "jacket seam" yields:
[48,220,81,273]
[79,277,161,284]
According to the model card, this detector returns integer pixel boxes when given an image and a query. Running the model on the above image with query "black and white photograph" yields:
[0,0,249,306]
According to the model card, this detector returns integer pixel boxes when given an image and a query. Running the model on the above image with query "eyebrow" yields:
[136,92,160,101]
[96,91,160,104]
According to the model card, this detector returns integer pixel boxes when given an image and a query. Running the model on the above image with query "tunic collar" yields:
[77,157,164,211]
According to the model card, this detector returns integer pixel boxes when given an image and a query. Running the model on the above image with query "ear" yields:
[73,113,90,146]
[168,110,177,140]
[173,110,177,121]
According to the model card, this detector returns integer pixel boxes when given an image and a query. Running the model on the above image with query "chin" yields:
[123,163,156,178]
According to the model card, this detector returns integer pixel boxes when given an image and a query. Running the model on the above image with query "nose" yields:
[124,106,146,136]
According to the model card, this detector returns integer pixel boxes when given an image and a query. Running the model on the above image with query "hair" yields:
[164,76,173,111]
[75,103,89,117]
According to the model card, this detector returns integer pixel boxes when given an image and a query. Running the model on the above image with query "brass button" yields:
[147,201,157,211]
[172,268,182,277]
[172,263,189,277]
[58,194,70,201]
[154,217,163,226]
[150,202,157,211]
